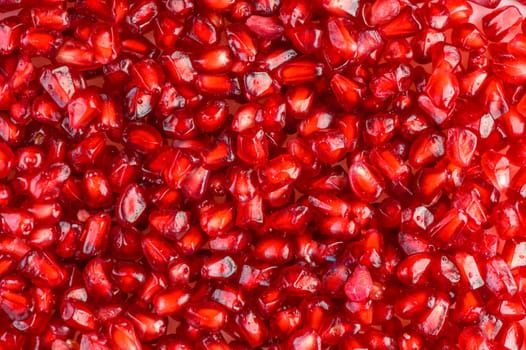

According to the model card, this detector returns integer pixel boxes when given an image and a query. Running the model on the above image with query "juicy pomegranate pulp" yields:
[1,0,526,349]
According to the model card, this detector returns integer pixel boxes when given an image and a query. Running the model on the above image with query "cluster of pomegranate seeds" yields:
[4,0,526,349]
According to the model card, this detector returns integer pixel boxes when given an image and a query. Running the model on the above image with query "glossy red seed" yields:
[327,17,357,59]
[39,66,76,109]
[446,128,478,167]
[185,302,228,332]
[201,255,238,280]
[78,213,111,258]
[67,90,102,130]
[482,6,522,42]
[286,328,322,350]
[82,260,114,304]
[30,7,70,31]
[379,7,421,39]
[107,317,142,350]
[82,169,112,208]
[111,261,147,293]
[330,74,364,111]
[60,299,98,332]
[141,235,179,272]
[344,265,373,302]
[235,308,268,347]
[116,184,147,227]
[279,265,321,296]
[148,209,190,240]
[408,130,445,168]
[366,0,400,26]
[348,158,385,202]
[481,151,510,192]
[416,292,449,337]
[123,122,162,153]
[152,287,191,316]
[153,13,183,50]
[493,53,526,85]
[397,253,434,286]
[226,25,257,62]
[210,284,245,313]
[19,28,61,58]
[0,17,24,55]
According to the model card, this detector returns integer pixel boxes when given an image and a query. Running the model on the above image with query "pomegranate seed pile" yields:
[4,0,526,348]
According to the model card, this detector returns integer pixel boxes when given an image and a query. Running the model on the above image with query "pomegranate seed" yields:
[286,328,322,350]
[226,25,258,62]
[78,212,111,258]
[126,307,167,341]
[30,7,70,31]
[201,254,238,280]
[116,183,147,227]
[482,6,522,42]
[152,286,190,316]
[345,265,373,302]
[123,122,163,153]
[0,17,24,55]
[349,157,385,202]
[164,0,194,16]
[330,74,365,111]
[185,301,228,332]
[246,15,284,40]
[107,317,142,350]
[379,7,421,39]
[211,284,245,312]
[20,27,64,56]
[365,0,400,26]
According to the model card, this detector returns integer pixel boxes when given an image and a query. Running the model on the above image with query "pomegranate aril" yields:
[0,288,32,321]
[60,299,98,332]
[20,27,64,56]
[83,257,117,303]
[77,212,111,258]
[151,286,190,316]
[502,238,526,269]
[111,261,147,293]
[208,228,251,253]
[29,6,70,31]
[20,250,66,287]
[365,0,401,26]
[126,307,167,342]
[195,73,241,97]
[278,0,310,26]
[408,130,445,168]
[0,17,24,56]
[286,328,322,350]
[107,317,142,350]
[185,301,228,332]
[349,158,385,202]
[67,89,103,130]
[482,6,522,42]
[226,25,257,62]
[164,0,194,16]
[130,58,166,95]
[199,202,235,237]
[379,7,421,39]
[82,169,113,209]
[142,233,180,272]
[161,51,196,85]
[201,254,238,280]
[123,122,163,154]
